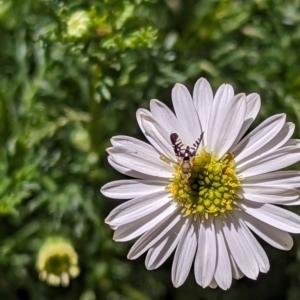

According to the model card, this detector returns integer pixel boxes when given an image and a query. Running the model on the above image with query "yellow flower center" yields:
[168,148,240,219]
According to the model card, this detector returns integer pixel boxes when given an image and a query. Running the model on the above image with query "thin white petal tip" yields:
[127,254,134,260]
[261,267,270,274]
[150,98,159,105]
[100,184,108,193]
[284,243,293,251]
[106,147,115,155]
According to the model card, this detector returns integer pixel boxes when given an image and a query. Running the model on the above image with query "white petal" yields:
[214,218,232,290]
[230,93,261,149]
[238,211,293,250]
[149,99,185,139]
[101,179,168,199]
[136,108,152,135]
[238,141,300,177]
[214,83,235,106]
[114,203,177,242]
[108,146,173,178]
[145,218,186,270]
[209,278,218,289]
[172,218,197,287]
[108,137,162,174]
[276,198,300,206]
[238,218,270,273]
[234,114,286,163]
[239,200,300,233]
[108,156,156,180]
[253,122,295,158]
[193,78,213,143]
[109,136,166,170]
[245,93,261,120]
[240,192,299,204]
[136,108,167,156]
[111,135,159,158]
[141,115,177,160]
[194,219,216,288]
[238,185,299,204]
[105,190,171,227]
[229,254,244,280]
[223,214,259,279]
[233,114,294,165]
[242,171,300,188]
[207,93,247,158]
[172,83,201,145]
[128,211,182,259]
[240,184,297,195]
[235,123,295,177]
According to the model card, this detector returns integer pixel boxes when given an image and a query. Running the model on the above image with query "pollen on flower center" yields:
[168,148,240,219]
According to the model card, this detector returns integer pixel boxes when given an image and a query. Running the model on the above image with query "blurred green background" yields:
[1,0,300,299]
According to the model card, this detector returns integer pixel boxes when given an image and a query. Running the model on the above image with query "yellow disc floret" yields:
[168,148,240,219]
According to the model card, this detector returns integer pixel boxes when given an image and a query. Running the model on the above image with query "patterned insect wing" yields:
[190,132,204,156]
[170,133,185,157]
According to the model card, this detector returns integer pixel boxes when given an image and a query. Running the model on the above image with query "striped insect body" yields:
[170,132,204,182]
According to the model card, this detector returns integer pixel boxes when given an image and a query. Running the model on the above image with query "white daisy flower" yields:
[101,78,300,290]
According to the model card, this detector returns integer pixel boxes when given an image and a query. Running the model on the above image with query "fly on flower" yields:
[101,78,300,290]
[170,132,204,182]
